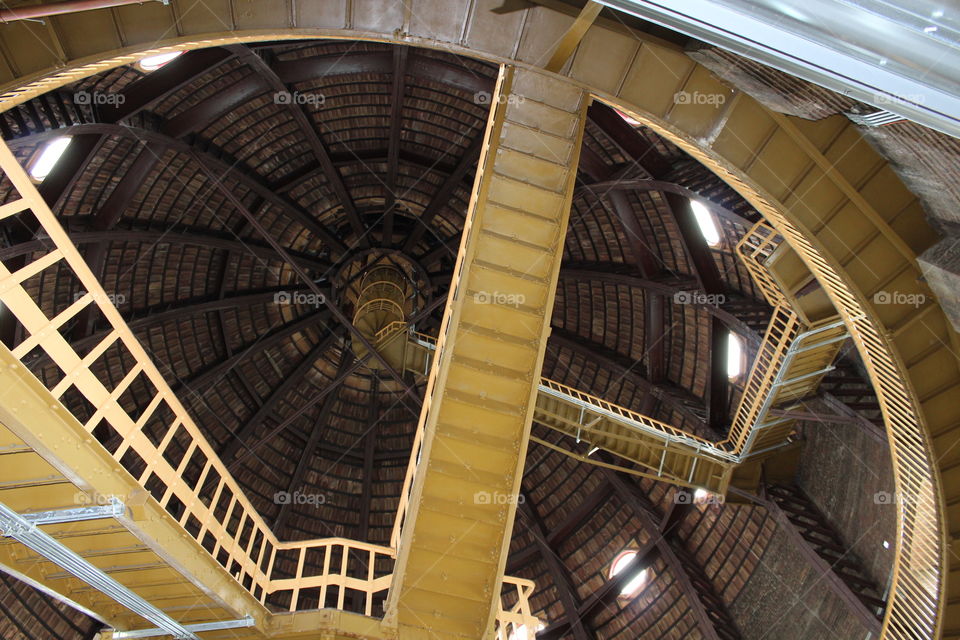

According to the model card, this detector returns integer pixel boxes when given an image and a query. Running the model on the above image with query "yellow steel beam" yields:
[385,66,587,640]
[544,1,603,73]
[0,343,268,634]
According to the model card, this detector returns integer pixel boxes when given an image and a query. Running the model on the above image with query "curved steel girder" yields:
[547,327,709,434]
[581,179,755,229]
[229,45,367,245]
[430,262,765,345]
[270,348,353,533]
[273,146,467,195]
[559,263,763,345]
[219,332,341,463]
[5,124,350,256]
[516,493,595,640]
[23,286,316,373]
[272,50,494,95]
[0,228,331,272]
[174,308,330,395]
[113,47,492,143]
[402,128,485,254]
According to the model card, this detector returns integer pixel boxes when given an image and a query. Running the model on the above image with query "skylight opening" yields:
[615,108,643,127]
[138,51,183,72]
[690,199,721,246]
[28,137,71,182]
[609,550,649,598]
[727,332,744,379]
[508,622,545,640]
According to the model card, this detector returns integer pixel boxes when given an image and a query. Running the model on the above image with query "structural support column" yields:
[385,66,588,639]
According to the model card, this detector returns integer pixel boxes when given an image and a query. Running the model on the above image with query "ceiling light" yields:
[28,137,71,181]
[727,333,743,379]
[694,488,710,502]
[883,540,890,549]
[690,199,720,246]
[138,51,183,72]
[587,446,599,456]
[610,550,649,598]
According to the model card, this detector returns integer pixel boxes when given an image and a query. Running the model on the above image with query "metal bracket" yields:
[0,500,202,640]
[19,497,126,527]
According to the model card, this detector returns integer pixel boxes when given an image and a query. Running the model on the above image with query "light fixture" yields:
[610,550,649,598]
[883,540,891,549]
[138,51,183,72]
[693,488,710,503]
[28,137,71,181]
[587,446,599,456]
[690,199,721,246]
[727,332,743,379]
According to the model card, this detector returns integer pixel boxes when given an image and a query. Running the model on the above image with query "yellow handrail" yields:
[0,139,535,627]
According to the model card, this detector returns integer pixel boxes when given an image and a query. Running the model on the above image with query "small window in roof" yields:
[508,623,545,640]
[28,137,71,182]
[690,199,721,246]
[138,51,183,72]
[609,550,649,598]
[727,332,744,379]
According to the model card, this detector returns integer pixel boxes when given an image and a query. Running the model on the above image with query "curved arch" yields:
[0,6,949,638]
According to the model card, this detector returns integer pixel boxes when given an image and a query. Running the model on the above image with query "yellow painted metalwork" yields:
[0,137,537,639]
[384,219,846,500]
[385,66,586,640]
[0,3,950,638]
[545,1,603,73]
[352,265,410,371]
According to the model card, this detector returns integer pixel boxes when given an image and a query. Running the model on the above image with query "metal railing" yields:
[729,203,941,639]
[0,139,535,630]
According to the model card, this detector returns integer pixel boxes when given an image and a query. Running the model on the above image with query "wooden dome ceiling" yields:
[0,37,891,639]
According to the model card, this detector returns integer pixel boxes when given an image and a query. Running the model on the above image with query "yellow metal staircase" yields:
[0,130,541,638]
[384,221,849,500]
[384,67,588,639]
[0,60,849,640]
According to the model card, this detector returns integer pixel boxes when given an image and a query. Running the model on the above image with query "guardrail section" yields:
[0,138,536,637]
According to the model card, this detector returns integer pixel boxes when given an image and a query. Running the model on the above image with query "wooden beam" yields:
[271,352,354,533]
[382,46,409,247]
[233,45,367,244]
[7,124,350,256]
[517,493,594,640]
[402,129,484,254]
[219,333,339,463]
[548,327,708,431]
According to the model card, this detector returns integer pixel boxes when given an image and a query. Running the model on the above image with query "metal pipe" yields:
[0,0,163,24]
[0,500,200,640]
